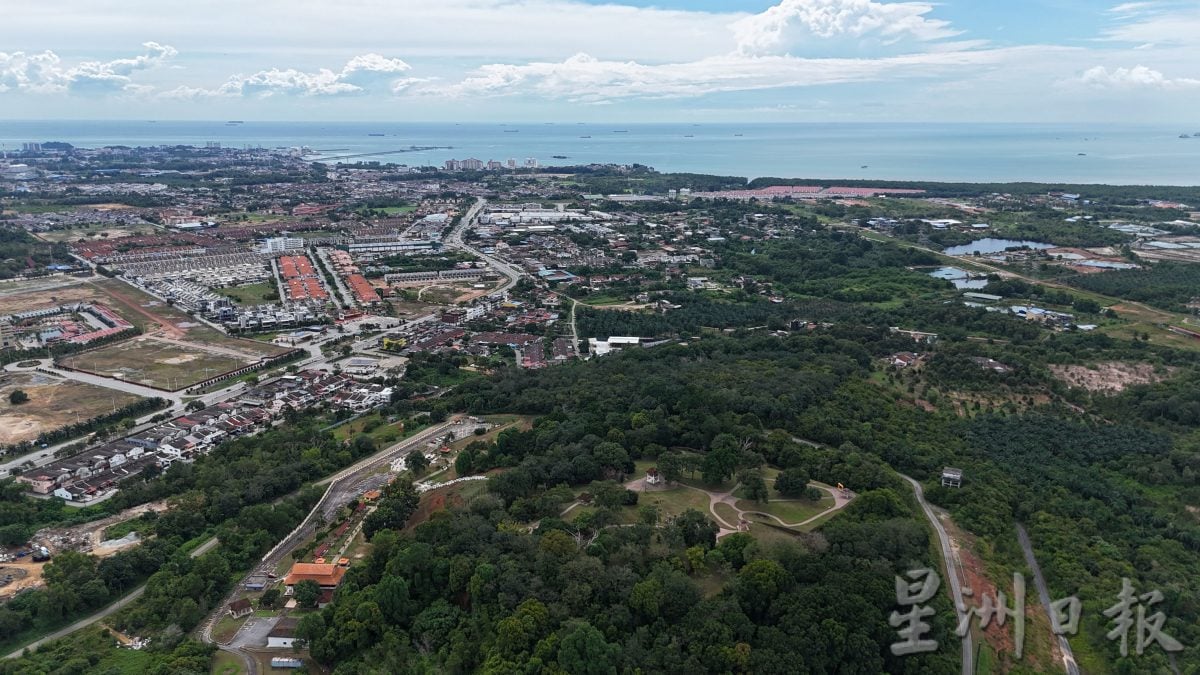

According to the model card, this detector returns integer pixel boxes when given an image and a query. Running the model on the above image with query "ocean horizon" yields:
[2,120,1199,186]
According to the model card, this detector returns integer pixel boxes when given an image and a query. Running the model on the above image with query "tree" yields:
[405,451,429,476]
[657,452,684,484]
[775,468,810,498]
[738,468,769,503]
[556,621,621,675]
[185,399,206,412]
[669,509,719,549]
[701,439,740,486]
[9,389,29,405]
[363,479,420,540]
[293,579,320,608]
[259,588,280,608]
[589,480,627,512]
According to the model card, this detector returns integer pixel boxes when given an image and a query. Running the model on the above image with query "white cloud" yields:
[425,47,1054,102]
[1101,4,1200,45]
[0,42,175,94]
[1079,64,1200,89]
[4,0,739,64]
[732,0,960,55]
[1108,2,1157,16]
[207,53,411,97]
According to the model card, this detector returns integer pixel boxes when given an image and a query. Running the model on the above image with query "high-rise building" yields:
[261,237,306,255]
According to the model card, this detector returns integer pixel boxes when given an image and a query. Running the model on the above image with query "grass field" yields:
[713,501,739,526]
[0,372,142,445]
[211,650,245,675]
[211,615,248,643]
[635,485,712,521]
[215,282,277,307]
[59,336,254,390]
[736,495,833,524]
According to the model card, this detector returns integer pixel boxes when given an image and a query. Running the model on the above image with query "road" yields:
[3,536,218,660]
[900,474,973,675]
[198,419,466,673]
[312,247,351,309]
[444,197,523,294]
[552,291,582,356]
[4,358,184,402]
[1016,523,1081,675]
[0,359,268,478]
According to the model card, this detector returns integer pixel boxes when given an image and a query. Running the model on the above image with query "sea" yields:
[2,120,1199,185]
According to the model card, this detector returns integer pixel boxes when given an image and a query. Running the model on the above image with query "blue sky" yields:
[1,0,1198,122]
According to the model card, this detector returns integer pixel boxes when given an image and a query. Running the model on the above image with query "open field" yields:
[215,282,277,307]
[0,372,142,445]
[34,223,158,243]
[59,336,261,390]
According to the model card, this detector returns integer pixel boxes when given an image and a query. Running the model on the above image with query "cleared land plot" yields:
[0,372,142,445]
[60,336,255,390]
[1049,361,1175,394]
[0,278,285,355]
[34,223,157,243]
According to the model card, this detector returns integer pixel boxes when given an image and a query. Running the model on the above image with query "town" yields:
[2,141,1199,674]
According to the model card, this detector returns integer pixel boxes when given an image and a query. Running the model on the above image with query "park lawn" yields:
[713,502,740,527]
[746,521,807,546]
[736,495,833,525]
[216,282,277,306]
[637,486,712,521]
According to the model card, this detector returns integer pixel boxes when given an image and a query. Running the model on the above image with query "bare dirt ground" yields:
[0,372,142,445]
[32,500,169,557]
[941,514,1058,672]
[1049,361,1175,394]
[0,562,44,600]
[0,280,105,314]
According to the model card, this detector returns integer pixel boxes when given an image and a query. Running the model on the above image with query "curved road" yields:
[3,536,218,660]
[900,473,973,675]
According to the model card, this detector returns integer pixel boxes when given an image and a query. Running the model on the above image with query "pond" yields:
[943,238,1055,256]
[929,266,990,289]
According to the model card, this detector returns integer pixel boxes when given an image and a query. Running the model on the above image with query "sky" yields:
[1,0,1198,123]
